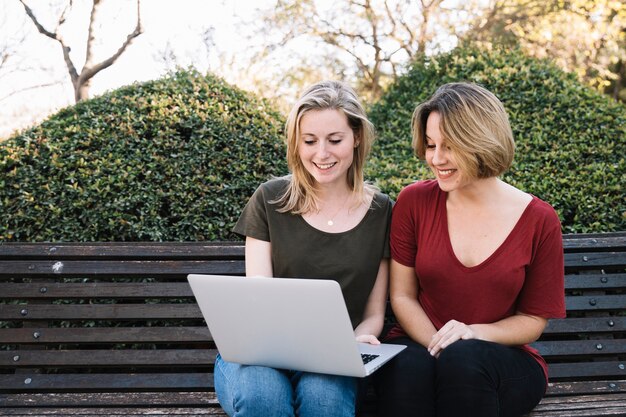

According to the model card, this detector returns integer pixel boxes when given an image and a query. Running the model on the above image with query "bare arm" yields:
[428,313,547,357]
[354,259,389,344]
[389,259,437,347]
[244,236,273,277]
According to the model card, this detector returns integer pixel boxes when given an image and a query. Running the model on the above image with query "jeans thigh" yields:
[291,371,357,417]
[214,354,295,417]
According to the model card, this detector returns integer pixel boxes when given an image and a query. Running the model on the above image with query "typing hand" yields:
[428,319,476,357]
[356,334,381,345]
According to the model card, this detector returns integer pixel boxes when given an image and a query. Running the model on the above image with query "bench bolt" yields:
[609,383,617,389]
[588,298,597,306]
[600,276,608,283]
[28,264,34,270]
[20,309,28,316]
[40,287,47,293]
[49,247,57,253]
[13,355,20,362]
[33,332,40,339]
[596,343,603,350]
[582,256,588,262]
[608,320,615,327]
[619,364,625,370]
[24,378,32,385]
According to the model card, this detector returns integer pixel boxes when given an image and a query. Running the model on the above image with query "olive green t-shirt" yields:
[233,177,392,328]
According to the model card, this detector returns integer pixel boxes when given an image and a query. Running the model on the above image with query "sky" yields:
[0,0,273,138]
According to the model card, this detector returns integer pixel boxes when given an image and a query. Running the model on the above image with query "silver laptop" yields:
[187,274,406,377]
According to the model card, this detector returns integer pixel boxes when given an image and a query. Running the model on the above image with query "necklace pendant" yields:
[327,220,334,226]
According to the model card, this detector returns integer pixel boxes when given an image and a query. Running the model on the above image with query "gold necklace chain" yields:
[323,193,351,226]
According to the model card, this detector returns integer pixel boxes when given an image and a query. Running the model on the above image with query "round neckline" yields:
[297,192,382,236]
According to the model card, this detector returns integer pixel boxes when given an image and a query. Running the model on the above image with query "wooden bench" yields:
[0,232,624,416]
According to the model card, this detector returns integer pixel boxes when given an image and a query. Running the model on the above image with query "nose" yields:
[316,141,331,159]
[431,146,447,165]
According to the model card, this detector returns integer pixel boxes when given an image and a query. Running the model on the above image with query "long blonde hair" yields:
[275,80,376,214]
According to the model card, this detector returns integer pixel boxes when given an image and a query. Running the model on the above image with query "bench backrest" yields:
[0,233,624,397]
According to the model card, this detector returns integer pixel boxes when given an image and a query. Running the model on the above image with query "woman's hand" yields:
[428,319,477,357]
[356,334,381,345]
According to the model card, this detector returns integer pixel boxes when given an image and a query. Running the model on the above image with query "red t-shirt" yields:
[388,180,566,381]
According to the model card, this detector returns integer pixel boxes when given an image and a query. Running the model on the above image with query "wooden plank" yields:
[565,295,626,311]
[0,304,204,320]
[0,282,196,299]
[532,339,626,357]
[548,361,626,379]
[0,326,212,344]
[0,391,220,407]
[564,252,626,270]
[545,380,626,396]
[0,407,227,416]
[1,349,217,368]
[0,242,244,260]
[0,260,245,277]
[562,232,626,251]
[564,273,626,289]
[528,393,626,416]
[0,373,215,391]
[543,317,626,334]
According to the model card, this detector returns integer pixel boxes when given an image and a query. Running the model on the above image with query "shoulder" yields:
[256,176,291,199]
[526,196,563,239]
[396,179,440,203]
[371,189,393,208]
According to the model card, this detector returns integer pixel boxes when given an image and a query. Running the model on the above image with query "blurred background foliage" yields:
[0,70,287,241]
[1,44,624,241]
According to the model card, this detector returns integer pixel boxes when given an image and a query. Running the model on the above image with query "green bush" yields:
[0,70,287,241]
[366,44,626,233]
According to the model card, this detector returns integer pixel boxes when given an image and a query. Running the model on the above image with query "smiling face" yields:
[424,111,468,192]
[297,108,356,189]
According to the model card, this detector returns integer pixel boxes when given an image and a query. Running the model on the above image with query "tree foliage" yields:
[245,0,625,105]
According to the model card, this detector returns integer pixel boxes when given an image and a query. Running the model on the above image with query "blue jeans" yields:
[215,354,358,417]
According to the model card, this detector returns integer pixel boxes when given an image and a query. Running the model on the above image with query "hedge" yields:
[1,46,624,240]
[0,70,287,241]
[366,45,625,233]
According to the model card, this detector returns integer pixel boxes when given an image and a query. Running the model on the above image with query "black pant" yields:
[374,337,546,417]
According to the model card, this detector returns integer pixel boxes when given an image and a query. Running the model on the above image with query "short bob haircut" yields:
[275,80,376,214]
[412,82,515,179]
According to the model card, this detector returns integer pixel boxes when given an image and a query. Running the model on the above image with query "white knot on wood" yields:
[52,261,64,274]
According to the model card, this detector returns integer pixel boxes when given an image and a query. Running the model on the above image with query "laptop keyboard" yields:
[361,353,379,365]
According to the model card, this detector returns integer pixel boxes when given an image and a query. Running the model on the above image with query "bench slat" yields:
[0,260,245,277]
[1,349,217,367]
[533,339,626,357]
[564,295,625,311]
[564,252,626,270]
[0,373,215,391]
[0,242,244,260]
[543,317,625,334]
[546,380,626,396]
[0,391,220,407]
[548,361,626,379]
[0,326,212,344]
[0,304,203,320]
[0,407,227,416]
[564,273,626,289]
[0,282,195,299]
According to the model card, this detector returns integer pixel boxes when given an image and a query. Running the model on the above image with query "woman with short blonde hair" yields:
[377,82,565,417]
